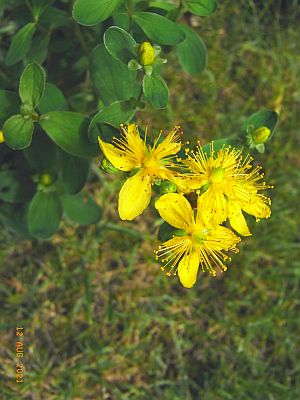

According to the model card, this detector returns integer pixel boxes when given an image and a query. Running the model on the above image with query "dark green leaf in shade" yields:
[19,63,46,110]
[0,90,20,127]
[88,101,136,143]
[184,0,217,16]
[143,73,169,109]
[23,129,58,173]
[38,83,68,114]
[176,26,207,75]
[5,23,36,66]
[39,111,98,158]
[133,12,185,45]
[60,153,90,195]
[3,114,34,150]
[242,109,279,139]
[28,190,62,239]
[202,138,242,156]
[62,193,102,226]
[104,26,137,64]
[90,44,139,105]
[26,33,50,64]
[73,0,122,26]
[0,170,34,203]
[0,203,32,239]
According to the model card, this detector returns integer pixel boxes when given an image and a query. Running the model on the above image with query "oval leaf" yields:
[184,0,217,16]
[177,26,207,75]
[39,111,98,158]
[60,153,90,195]
[3,114,34,150]
[73,0,122,26]
[5,23,36,66]
[28,190,62,239]
[0,170,34,203]
[62,193,102,226]
[143,74,169,109]
[90,44,138,105]
[89,100,136,142]
[104,26,137,64]
[19,63,46,110]
[0,90,20,127]
[133,12,185,45]
[38,83,68,114]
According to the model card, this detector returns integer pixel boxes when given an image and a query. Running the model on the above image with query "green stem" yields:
[127,0,133,33]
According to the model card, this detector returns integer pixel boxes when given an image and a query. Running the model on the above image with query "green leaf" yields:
[243,109,279,139]
[90,44,139,105]
[23,129,58,173]
[73,0,122,26]
[3,114,34,150]
[0,90,20,127]
[202,138,241,156]
[19,63,46,111]
[0,203,32,239]
[60,153,90,195]
[39,111,98,158]
[184,0,217,16]
[0,170,34,203]
[89,100,136,143]
[38,83,68,114]
[104,26,137,64]
[143,73,169,109]
[26,33,50,64]
[5,23,37,66]
[28,190,62,239]
[62,193,102,226]
[177,26,207,75]
[133,12,185,45]
[0,0,8,12]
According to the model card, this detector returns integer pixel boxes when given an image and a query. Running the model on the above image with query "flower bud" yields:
[0,130,5,144]
[138,42,155,66]
[101,158,119,174]
[251,126,271,144]
[159,181,177,194]
[39,173,53,186]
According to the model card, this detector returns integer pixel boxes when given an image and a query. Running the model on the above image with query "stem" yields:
[127,0,133,33]
[73,21,89,56]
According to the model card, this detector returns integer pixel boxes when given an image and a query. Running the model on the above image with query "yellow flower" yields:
[138,42,155,66]
[155,193,240,288]
[0,130,4,144]
[98,124,182,220]
[182,144,272,236]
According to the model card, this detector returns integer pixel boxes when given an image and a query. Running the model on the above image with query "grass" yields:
[1,1,300,399]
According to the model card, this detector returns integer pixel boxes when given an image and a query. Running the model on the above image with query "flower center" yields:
[143,153,159,171]
[210,166,225,183]
[192,228,209,244]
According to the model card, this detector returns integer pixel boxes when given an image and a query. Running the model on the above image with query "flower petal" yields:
[155,193,194,232]
[98,137,136,171]
[178,251,200,288]
[228,200,251,236]
[118,170,152,220]
[197,189,228,226]
[242,195,271,219]
[153,127,181,160]
[122,124,146,160]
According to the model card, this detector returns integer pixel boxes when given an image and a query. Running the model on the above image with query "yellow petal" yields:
[122,124,146,159]
[0,130,4,144]
[153,127,181,160]
[197,189,228,226]
[98,137,136,171]
[178,251,200,288]
[228,200,251,236]
[242,196,271,219]
[118,170,152,220]
[155,193,194,231]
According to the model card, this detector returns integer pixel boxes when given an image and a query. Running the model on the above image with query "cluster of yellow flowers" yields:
[98,124,272,288]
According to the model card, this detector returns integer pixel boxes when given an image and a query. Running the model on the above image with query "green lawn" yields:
[1,1,300,399]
